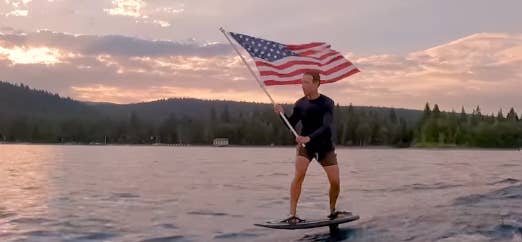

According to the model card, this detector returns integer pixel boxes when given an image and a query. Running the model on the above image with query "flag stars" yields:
[230,32,298,61]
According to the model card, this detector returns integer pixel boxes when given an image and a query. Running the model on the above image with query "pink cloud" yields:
[0,31,520,113]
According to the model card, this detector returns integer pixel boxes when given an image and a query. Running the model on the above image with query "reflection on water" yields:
[0,145,521,241]
[0,145,61,239]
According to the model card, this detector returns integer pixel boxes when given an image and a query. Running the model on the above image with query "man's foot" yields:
[280,215,306,225]
[328,210,352,220]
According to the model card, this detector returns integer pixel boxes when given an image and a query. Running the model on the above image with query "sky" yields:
[0,0,521,114]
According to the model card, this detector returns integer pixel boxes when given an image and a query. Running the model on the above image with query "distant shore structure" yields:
[213,138,229,147]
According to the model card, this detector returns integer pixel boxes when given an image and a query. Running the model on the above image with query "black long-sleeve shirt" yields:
[284,94,335,152]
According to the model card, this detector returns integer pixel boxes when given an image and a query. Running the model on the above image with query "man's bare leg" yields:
[290,155,311,216]
[323,164,340,214]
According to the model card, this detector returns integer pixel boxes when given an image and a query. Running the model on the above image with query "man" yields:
[274,71,349,224]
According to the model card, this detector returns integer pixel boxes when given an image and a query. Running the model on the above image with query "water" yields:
[0,144,521,242]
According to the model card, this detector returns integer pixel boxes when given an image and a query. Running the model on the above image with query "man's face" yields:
[301,74,318,96]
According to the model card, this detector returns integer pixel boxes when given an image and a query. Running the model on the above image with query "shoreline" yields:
[1,142,520,150]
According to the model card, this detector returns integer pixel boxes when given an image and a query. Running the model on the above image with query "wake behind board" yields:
[254,213,359,230]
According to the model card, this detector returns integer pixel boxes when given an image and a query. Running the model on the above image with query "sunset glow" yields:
[0,1,520,113]
[0,46,62,65]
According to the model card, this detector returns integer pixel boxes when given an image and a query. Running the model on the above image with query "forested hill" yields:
[1,81,427,145]
[0,81,99,120]
[0,81,422,124]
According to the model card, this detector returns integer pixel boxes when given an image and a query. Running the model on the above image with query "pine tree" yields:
[506,107,518,121]
[433,104,441,119]
[423,102,431,119]
[497,109,505,121]
[459,106,467,123]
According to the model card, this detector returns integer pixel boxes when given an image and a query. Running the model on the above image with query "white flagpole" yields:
[219,27,301,140]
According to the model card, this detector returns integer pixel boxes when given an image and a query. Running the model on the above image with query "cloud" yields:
[2,0,54,17]
[104,0,144,18]
[0,30,521,114]
[103,0,184,28]
[5,9,27,16]
[3,0,32,17]
[0,30,231,57]
[0,45,63,64]
[344,32,522,112]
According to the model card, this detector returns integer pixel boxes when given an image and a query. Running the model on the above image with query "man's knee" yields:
[294,172,307,184]
[295,156,310,175]
[330,178,340,190]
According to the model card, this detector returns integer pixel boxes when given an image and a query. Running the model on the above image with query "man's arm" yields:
[284,105,301,128]
[274,103,300,128]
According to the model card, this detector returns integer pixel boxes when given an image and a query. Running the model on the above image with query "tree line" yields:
[1,81,521,147]
[1,104,416,146]
[416,103,522,148]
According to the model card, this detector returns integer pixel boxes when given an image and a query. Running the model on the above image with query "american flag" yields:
[229,32,360,86]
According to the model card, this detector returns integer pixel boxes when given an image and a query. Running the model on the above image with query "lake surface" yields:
[1,145,521,241]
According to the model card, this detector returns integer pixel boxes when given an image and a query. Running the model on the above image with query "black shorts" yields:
[296,145,337,167]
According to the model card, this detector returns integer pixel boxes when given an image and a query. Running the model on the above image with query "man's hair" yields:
[304,71,321,86]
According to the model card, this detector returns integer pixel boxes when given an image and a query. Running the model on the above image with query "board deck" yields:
[254,213,359,230]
